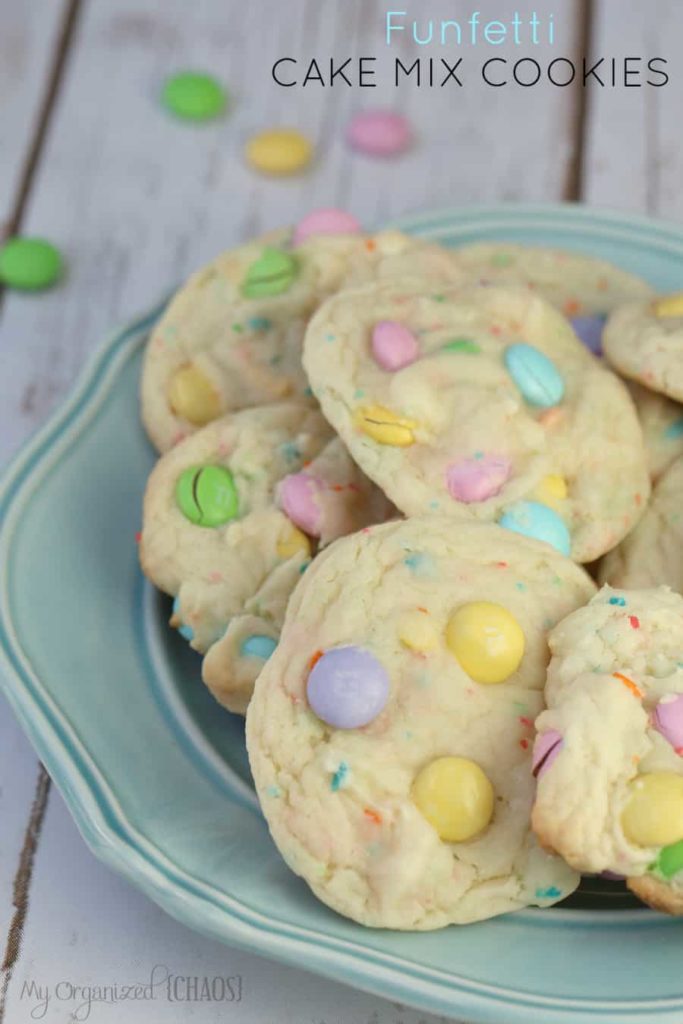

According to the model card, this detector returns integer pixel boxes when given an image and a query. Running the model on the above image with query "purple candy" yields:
[307,646,390,729]
[571,315,607,356]
[653,693,683,752]
[532,729,564,778]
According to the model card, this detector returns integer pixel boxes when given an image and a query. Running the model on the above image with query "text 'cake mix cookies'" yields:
[139,401,391,714]
[532,586,683,914]
[141,224,467,452]
[246,519,595,929]
[303,279,649,562]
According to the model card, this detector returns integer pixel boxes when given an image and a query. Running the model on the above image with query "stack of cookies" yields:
[139,209,683,928]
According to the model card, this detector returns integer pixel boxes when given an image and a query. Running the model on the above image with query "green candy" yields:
[162,72,227,121]
[654,839,683,879]
[442,338,481,354]
[242,248,298,299]
[176,465,239,527]
[0,237,63,291]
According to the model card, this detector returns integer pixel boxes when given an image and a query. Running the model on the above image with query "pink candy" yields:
[653,694,683,752]
[346,110,413,157]
[446,454,511,504]
[292,208,361,246]
[371,320,419,371]
[278,473,324,537]
[532,729,564,778]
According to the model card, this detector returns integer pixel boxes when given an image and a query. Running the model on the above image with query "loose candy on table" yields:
[571,314,607,356]
[0,237,63,291]
[371,321,419,371]
[653,694,683,752]
[240,635,278,660]
[306,646,390,729]
[499,500,571,557]
[176,465,239,526]
[653,293,683,319]
[532,729,564,778]
[347,110,413,157]
[242,248,299,299]
[446,454,511,504]
[245,128,313,175]
[162,72,227,121]
[621,772,683,847]
[411,756,494,842]
[168,364,223,425]
[504,343,565,408]
[292,208,361,246]
[445,601,525,685]
[278,472,324,536]
[354,404,416,446]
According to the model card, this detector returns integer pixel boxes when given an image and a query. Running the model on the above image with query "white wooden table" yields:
[0,2,681,1021]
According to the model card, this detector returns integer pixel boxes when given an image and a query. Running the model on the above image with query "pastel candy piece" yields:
[0,237,63,291]
[278,472,324,536]
[442,337,481,354]
[445,601,525,685]
[172,595,194,642]
[653,694,683,751]
[246,129,313,175]
[499,500,571,557]
[371,320,419,371]
[532,729,563,778]
[241,635,278,660]
[176,465,239,527]
[533,474,568,510]
[411,756,494,842]
[354,404,416,446]
[168,364,223,425]
[504,343,565,408]
[621,773,683,847]
[571,314,607,356]
[446,454,511,504]
[292,208,361,246]
[654,293,683,318]
[161,72,227,121]
[656,839,683,879]
[307,646,390,729]
[276,522,311,559]
[242,247,299,299]
[347,110,413,157]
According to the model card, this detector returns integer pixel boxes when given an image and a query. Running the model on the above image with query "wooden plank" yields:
[2,787,453,1024]
[0,0,70,232]
[582,0,683,217]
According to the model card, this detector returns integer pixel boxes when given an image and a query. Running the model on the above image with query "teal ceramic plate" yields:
[2,205,683,1024]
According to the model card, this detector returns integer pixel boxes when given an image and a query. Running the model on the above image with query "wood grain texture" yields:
[582,0,682,217]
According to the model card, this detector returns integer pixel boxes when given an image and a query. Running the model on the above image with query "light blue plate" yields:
[2,205,683,1024]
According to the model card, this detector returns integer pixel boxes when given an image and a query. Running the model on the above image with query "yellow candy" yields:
[446,601,525,684]
[653,293,683,319]
[246,129,313,176]
[168,364,222,426]
[398,611,438,652]
[276,524,311,559]
[622,773,683,847]
[534,473,568,509]
[412,756,494,842]
[354,404,416,446]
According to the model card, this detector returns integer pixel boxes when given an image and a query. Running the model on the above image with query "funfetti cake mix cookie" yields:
[532,586,683,914]
[303,278,649,563]
[598,454,683,593]
[246,519,595,929]
[627,382,683,482]
[141,221,467,452]
[455,242,653,354]
[139,402,391,714]
[603,293,683,403]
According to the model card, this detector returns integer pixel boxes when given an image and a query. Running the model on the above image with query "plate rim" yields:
[2,203,683,1024]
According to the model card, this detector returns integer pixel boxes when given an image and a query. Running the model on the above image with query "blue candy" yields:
[504,343,565,408]
[499,500,571,556]
[172,595,194,642]
[307,646,390,729]
[571,314,607,356]
[240,634,278,660]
